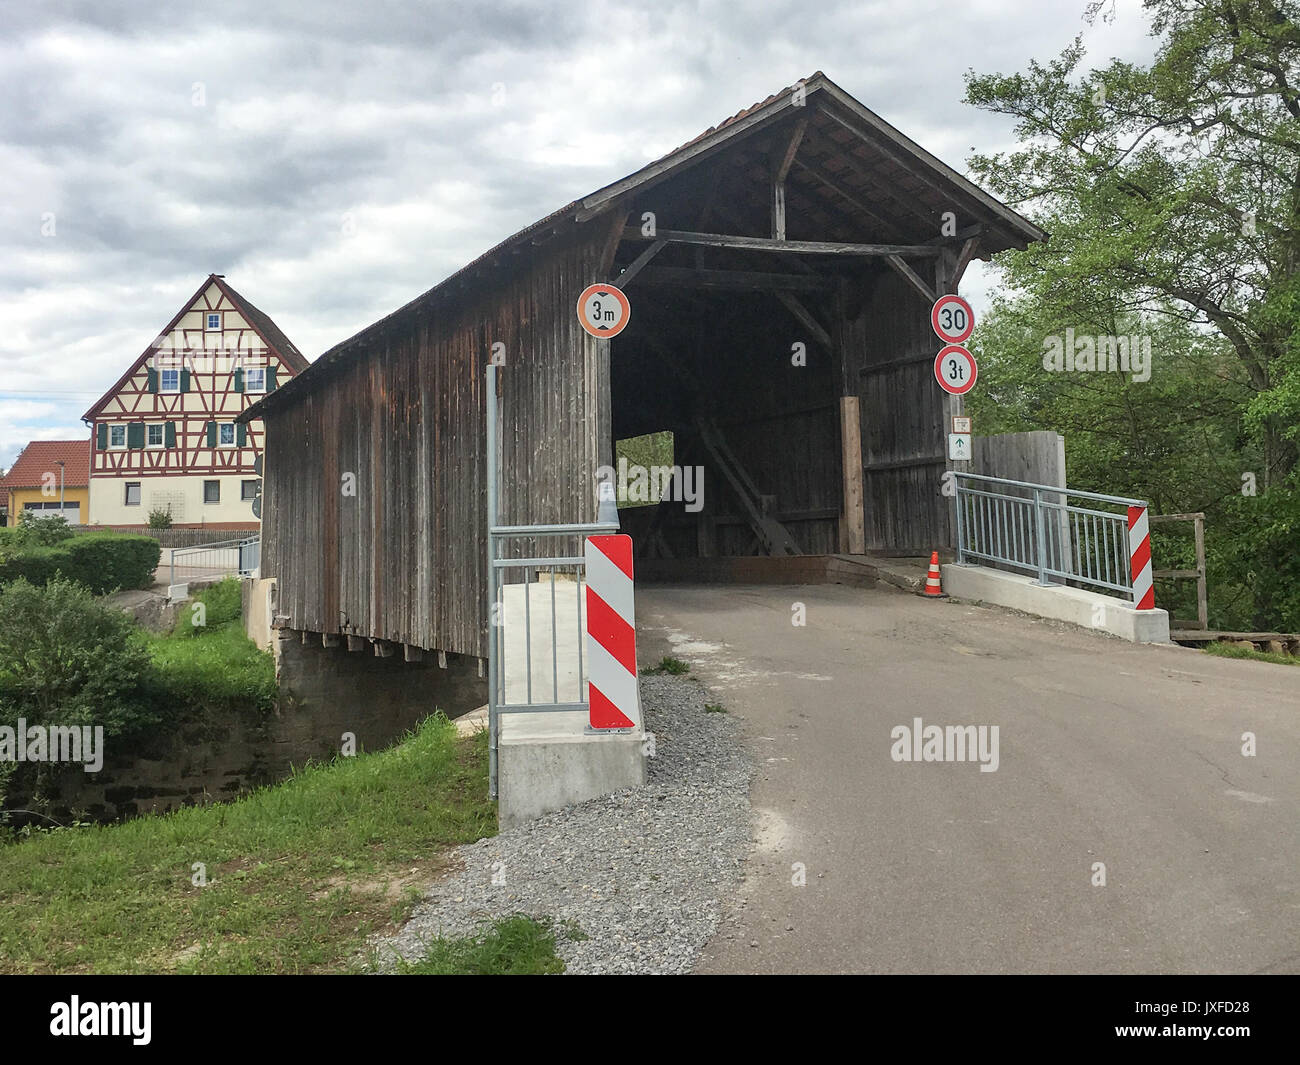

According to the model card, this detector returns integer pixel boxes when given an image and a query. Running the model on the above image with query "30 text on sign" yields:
[577,284,631,339]
[931,293,974,345]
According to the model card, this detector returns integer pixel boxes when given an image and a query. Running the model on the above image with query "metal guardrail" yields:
[168,535,260,587]
[953,473,1148,603]
[484,364,617,797]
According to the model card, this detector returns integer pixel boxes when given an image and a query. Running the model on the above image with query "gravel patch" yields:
[370,673,753,974]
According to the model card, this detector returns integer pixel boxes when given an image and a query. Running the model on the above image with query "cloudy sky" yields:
[0,0,1156,466]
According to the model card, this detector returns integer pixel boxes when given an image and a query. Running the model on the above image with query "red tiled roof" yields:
[0,439,91,490]
[664,73,822,157]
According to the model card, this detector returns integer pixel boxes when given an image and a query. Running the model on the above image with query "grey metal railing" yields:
[953,473,1147,603]
[485,364,617,797]
[168,535,261,587]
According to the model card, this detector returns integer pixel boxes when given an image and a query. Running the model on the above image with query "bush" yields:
[13,513,74,547]
[147,507,173,530]
[0,578,158,739]
[0,533,160,594]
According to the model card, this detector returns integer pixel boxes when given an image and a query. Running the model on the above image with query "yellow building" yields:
[0,439,90,526]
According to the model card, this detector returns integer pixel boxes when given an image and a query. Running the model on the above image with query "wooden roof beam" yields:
[817,107,1026,247]
[774,291,832,348]
[790,157,911,240]
[611,239,667,289]
[799,125,940,231]
[884,254,937,304]
[632,266,833,291]
[770,117,807,241]
[623,227,939,258]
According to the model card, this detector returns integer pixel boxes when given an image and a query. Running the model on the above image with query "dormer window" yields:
[206,313,221,331]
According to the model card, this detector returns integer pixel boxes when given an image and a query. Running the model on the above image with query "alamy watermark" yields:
[1042,329,1151,383]
[890,717,999,772]
[595,458,703,512]
[0,720,104,772]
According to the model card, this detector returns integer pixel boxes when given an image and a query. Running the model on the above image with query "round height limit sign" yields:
[931,294,977,395]
[577,283,631,339]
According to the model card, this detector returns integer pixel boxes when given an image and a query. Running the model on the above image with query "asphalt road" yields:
[636,583,1300,975]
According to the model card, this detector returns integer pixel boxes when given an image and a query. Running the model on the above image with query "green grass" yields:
[704,702,727,714]
[171,578,243,636]
[1204,641,1300,667]
[0,716,496,974]
[145,580,276,713]
[394,915,566,975]
[146,621,277,712]
[644,656,689,676]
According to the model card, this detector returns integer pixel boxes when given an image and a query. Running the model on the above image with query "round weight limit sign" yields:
[934,344,977,395]
[577,284,631,339]
[931,293,974,345]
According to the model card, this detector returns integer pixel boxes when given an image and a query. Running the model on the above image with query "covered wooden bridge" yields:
[242,72,1044,663]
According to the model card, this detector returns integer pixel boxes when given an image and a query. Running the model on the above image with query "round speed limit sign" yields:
[934,344,977,395]
[577,283,631,339]
[931,293,974,344]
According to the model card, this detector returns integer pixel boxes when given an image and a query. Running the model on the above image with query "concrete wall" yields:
[241,576,276,651]
[11,631,486,823]
[274,632,485,742]
[942,563,1171,644]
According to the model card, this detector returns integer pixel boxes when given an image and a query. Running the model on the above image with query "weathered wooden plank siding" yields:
[846,268,951,553]
[262,224,615,659]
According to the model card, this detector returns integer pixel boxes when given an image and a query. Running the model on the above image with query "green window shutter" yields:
[146,367,158,393]
[127,423,145,449]
[205,421,217,447]
[265,364,278,391]
[180,369,191,393]
[234,368,244,393]
[95,423,107,450]
[165,421,177,448]
[236,423,247,447]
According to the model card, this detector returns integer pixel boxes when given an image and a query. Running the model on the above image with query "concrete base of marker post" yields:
[493,551,646,829]
[498,711,645,829]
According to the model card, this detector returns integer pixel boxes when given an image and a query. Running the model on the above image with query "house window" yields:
[125,483,141,506]
[241,479,258,501]
[147,424,165,447]
[203,480,220,504]
[109,425,126,448]
[160,368,180,392]
[244,368,266,393]
[206,313,221,331]
[219,423,235,446]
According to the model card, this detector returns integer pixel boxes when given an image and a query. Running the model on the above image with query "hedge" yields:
[0,533,161,594]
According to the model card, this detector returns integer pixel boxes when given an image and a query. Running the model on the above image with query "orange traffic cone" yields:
[923,551,947,598]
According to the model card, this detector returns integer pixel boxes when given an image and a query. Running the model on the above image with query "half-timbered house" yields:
[83,275,309,528]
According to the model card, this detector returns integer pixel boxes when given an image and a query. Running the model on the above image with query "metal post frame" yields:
[485,364,619,800]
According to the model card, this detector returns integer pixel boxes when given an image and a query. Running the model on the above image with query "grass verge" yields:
[1204,642,1300,667]
[0,716,496,974]
[394,915,567,975]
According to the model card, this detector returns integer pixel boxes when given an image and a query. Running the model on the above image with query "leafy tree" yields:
[965,0,1300,629]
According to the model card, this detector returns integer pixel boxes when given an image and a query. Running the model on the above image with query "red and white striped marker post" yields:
[585,534,640,730]
[1127,506,1155,610]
